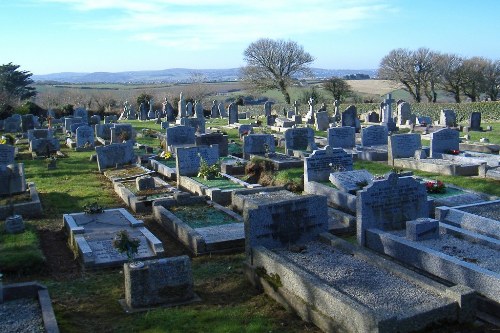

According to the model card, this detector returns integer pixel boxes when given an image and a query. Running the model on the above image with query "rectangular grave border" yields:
[247,153,303,171]
[0,182,43,220]
[63,208,163,269]
[393,158,479,176]
[149,158,177,180]
[103,164,154,182]
[153,200,244,255]
[113,176,180,213]
[244,233,475,333]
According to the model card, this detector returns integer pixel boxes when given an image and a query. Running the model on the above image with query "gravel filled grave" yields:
[458,202,500,221]
[274,241,449,316]
[0,298,44,333]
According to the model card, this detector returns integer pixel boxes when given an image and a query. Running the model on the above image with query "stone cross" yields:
[293,100,299,115]
[382,93,394,123]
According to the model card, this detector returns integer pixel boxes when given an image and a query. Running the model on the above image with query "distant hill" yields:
[32,68,377,84]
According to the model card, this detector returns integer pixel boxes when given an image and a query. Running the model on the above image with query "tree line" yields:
[379,48,500,103]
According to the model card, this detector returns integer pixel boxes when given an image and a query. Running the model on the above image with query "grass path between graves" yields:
[3,141,321,333]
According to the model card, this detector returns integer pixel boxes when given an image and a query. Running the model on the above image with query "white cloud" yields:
[35,0,392,50]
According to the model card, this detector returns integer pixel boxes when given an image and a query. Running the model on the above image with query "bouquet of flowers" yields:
[425,180,446,194]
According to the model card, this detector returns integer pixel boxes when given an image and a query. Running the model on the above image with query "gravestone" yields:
[274,117,294,128]
[243,134,275,158]
[228,103,238,124]
[110,124,134,144]
[218,102,227,117]
[3,116,22,133]
[89,115,101,125]
[416,116,432,126]
[64,117,83,133]
[21,114,36,132]
[368,111,380,123]
[406,218,439,241]
[75,125,95,149]
[95,142,136,172]
[179,117,206,134]
[139,102,148,120]
[210,100,219,118]
[0,144,16,165]
[329,169,373,194]
[388,133,422,162]
[95,123,113,141]
[293,100,300,116]
[341,105,360,132]
[5,215,25,234]
[469,112,482,131]
[357,173,428,246]
[266,115,276,126]
[165,125,196,150]
[397,102,413,126]
[104,115,117,124]
[124,256,196,309]
[381,94,397,131]
[194,101,204,118]
[70,122,85,134]
[304,97,315,124]
[185,102,193,117]
[361,125,388,146]
[304,146,353,183]
[327,126,355,149]
[73,107,88,123]
[30,137,60,157]
[242,191,328,256]
[440,109,457,127]
[178,93,187,119]
[284,127,317,155]
[163,100,174,121]
[195,132,229,157]
[264,101,273,117]
[136,175,155,191]
[147,109,155,120]
[175,145,219,177]
[315,111,329,131]
[430,128,459,158]
[238,124,253,138]
[0,163,26,195]
[28,129,53,141]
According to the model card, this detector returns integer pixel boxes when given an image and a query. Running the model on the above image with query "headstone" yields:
[243,134,275,158]
[175,145,219,177]
[397,102,413,126]
[293,100,299,116]
[95,142,136,172]
[381,93,397,131]
[264,101,273,117]
[27,129,52,141]
[242,192,328,256]
[341,105,360,132]
[406,218,439,241]
[218,102,227,118]
[104,115,117,124]
[361,125,388,146]
[0,144,15,165]
[64,117,83,133]
[238,125,254,138]
[210,100,219,118]
[124,256,196,309]
[95,123,113,140]
[327,126,355,149]
[70,122,85,134]
[440,109,457,127]
[21,114,36,132]
[179,117,206,134]
[165,125,196,150]
[76,125,95,149]
[29,138,60,157]
[329,169,373,194]
[228,103,238,124]
[274,117,294,128]
[388,133,421,161]
[136,175,155,191]
[315,111,329,131]
[430,128,459,158]
[469,112,482,131]
[186,102,193,117]
[416,116,432,126]
[304,97,315,124]
[333,100,341,121]
[161,122,169,129]
[3,116,22,133]
[5,215,25,234]
[304,146,353,183]
[0,163,27,195]
[177,92,187,119]
[163,100,174,121]
[357,173,428,246]
[110,123,134,144]
[195,132,229,157]
[266,115,276,126]
[90,115,101,125]
[147,109,155,120]
[139,102,148,120]
[284,127,317,155]
[194,100,204,118]
[368,111,380,123]
[73,107,89,123]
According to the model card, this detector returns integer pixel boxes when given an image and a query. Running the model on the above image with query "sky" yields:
[1,0,499,75]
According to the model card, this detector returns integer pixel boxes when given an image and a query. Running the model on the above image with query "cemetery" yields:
[1,91,500,333]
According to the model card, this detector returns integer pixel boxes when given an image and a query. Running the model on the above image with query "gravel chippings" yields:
[459,204,500,221]
[275,241,448,316]
[0,298,44,333]
[396,230,500,273]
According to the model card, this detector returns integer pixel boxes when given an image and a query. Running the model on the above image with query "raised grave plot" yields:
[247,153,303,170]
[149,158,176,180]
[63,208,164,269]
[393,158,479,176]
[153,201,244,255]
[114,177,180,213]
[103,165,153,182]
[0,183,42,220]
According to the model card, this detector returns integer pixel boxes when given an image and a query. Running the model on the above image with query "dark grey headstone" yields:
[327,126,355,149]
[284,127,317,155]
[361,125,388,146]
[0,144,15,165]
[175,145,219,177]
[430,128,459,158]
[95,142,136,172]
[304,146,353,183]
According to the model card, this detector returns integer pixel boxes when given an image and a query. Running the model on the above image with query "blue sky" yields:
[1,0,498,75]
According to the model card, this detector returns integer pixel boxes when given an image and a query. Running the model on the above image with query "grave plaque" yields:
[361,125,388,146]
[304,146,353,183]
[430,128,459,158]
[76,125,95,149]
[357,173,428,246]
[110,123,134,144]
[327,126,355,149]
[175,145,219,177]
[388,133,422,161]
[165,125,195,149]
[284,127,317,155]
[329,169,373,194]
[95,142,136,172]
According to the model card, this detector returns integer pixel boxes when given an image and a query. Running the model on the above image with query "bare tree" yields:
[461,57,488,102]
[483,59,500,101]
[322,77,352,101]
[437,53,466,103]
[378,48,437,103]
[241,38,314,104]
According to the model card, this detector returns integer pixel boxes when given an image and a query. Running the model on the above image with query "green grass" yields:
[274,168,303,185]
[0,224,45,274]
[191,176,244,190]
[466,122,500,144]
[169,204,240,228]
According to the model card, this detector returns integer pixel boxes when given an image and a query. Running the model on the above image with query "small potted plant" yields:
[197,154,220,180]
[113,230,142,268]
